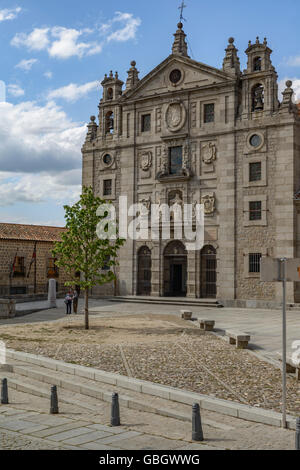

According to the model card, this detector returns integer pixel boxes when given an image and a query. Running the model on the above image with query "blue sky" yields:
[0,0,300,226]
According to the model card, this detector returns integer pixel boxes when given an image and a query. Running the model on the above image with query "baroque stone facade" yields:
[82,24,300,307]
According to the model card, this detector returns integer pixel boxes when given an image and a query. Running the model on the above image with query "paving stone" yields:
[86,423,125,434]
[79,443,120,450]
[116,434,185,450]
[48,427,96,442]
[31,420,93,437]
[93,431,142,445]
[62,430,112,446]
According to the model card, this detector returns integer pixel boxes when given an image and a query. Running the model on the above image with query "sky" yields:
[0,0,300,227]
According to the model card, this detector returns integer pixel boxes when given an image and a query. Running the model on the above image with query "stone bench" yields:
[181,310,192,320]
[198,319,215,331]
[226,330,251,349]
[276,353,300,381]
[0,299,16,319]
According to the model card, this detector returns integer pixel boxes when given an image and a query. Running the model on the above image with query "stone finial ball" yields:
[286,80,293,88]
[178,22,183,29]
[228,37,234,44]
[131,60,136,67]
[90,116,96,122]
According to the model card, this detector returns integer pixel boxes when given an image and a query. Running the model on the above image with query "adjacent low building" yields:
[0,223,70,298]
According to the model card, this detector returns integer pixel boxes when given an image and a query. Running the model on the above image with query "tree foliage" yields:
[53,186,125,329]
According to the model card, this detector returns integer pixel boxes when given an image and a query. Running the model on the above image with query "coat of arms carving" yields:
[140,151,152,171]
[165,101,186,132]
[201,193,215,216]
[202,142,217,165]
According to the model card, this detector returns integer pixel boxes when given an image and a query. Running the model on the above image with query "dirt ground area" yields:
[0,313,299,416]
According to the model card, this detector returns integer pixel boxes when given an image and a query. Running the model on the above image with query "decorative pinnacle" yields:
[228,37,235,44]
[90,116,96,122]
[286,80,293,88]
[131,60,136,67]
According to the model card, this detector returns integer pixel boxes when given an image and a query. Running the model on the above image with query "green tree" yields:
[53,186,125,330]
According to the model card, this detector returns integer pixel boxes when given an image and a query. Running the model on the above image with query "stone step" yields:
[4,349,297,430]
[0,365,234,432]
[103,296,223,308]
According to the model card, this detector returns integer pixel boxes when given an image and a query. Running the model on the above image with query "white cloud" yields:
[7,84,25,97]
[278,78,300,102]
[11,28,50,51]
[0,7,22,22]
[0,99,86,210]
[15,58,38,71]
[49,27,102,59]
[11,26,102,59]
[44,71,53,79]
[101,11,141,43]
[0,100,86,174]
[47,81,99,102]
[10,12,141,60]
[285,56,300,67]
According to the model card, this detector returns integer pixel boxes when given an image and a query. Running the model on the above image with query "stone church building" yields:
[82,23,300,307]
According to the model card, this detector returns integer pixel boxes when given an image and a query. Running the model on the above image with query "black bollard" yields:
[111,393,120,426]
[50,385,59,414]
[1,378,8,405]
[296,418,300,450]
[192,403,204,441]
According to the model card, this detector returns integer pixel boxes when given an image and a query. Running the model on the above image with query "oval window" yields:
[103,154,112,165]
[169,69,182,84]
[250,134,262,148]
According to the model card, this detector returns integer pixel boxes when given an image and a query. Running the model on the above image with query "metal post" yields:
[1,378,8,405]
[281,258,287,429]
[296,418,300,450]
[50,385,59,414]
[111,393,120,426]
[192,403,204,441]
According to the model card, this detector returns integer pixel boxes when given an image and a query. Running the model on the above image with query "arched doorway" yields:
[164,241,187,297]
[200,245,217,298]
[137,247,152,296]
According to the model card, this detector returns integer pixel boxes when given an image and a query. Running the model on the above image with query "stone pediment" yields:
[121,55,233,101]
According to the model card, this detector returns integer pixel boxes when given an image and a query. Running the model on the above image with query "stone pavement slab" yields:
[63,430,112,446]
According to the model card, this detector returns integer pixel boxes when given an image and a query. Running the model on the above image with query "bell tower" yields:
[99,71,124,139]
[241,37,279,119]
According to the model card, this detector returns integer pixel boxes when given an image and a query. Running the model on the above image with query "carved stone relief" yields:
[165,100,187,133]
[201,193,216,216]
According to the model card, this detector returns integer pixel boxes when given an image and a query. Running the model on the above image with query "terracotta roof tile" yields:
[0,223,67,242]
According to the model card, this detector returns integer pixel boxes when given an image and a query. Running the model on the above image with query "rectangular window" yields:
[169,146,183,175]
[14,257,25,276]
[204,103,215,123]
[249,162,262,182]
[249,201,262,220]
[47,258,59,278]
[103,179,112,196]
[141,114,151,132]
[249,253,262,273]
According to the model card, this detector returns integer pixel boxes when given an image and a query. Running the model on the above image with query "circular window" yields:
[249,134,262,148]
[103,154,112,165]
[169,69,182,84]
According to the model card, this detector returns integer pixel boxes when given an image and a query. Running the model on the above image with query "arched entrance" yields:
[164,241,187,297]
[200,245,217,298]
[137,246,152,296]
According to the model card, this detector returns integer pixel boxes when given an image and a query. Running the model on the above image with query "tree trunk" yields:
[84,287,89,330]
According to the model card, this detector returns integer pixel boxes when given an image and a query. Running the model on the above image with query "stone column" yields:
[48,279,57,309]
[186,250,196,298]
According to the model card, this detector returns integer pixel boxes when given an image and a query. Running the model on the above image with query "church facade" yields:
[82,23,300,307]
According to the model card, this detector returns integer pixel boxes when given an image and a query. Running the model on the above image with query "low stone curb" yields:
[5,348,297,430]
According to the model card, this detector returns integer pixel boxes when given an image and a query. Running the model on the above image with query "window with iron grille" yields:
[169,146,183,175]
[249,253,262,273]
[47,258,59,278]
[14,257,25,277]
[204,103,215,123]
[103,179,112,196]
[249,201,262,220]
[141,114,151,132]
[249,162,262,182]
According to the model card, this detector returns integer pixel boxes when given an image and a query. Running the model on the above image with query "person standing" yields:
[64,290,73,315]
